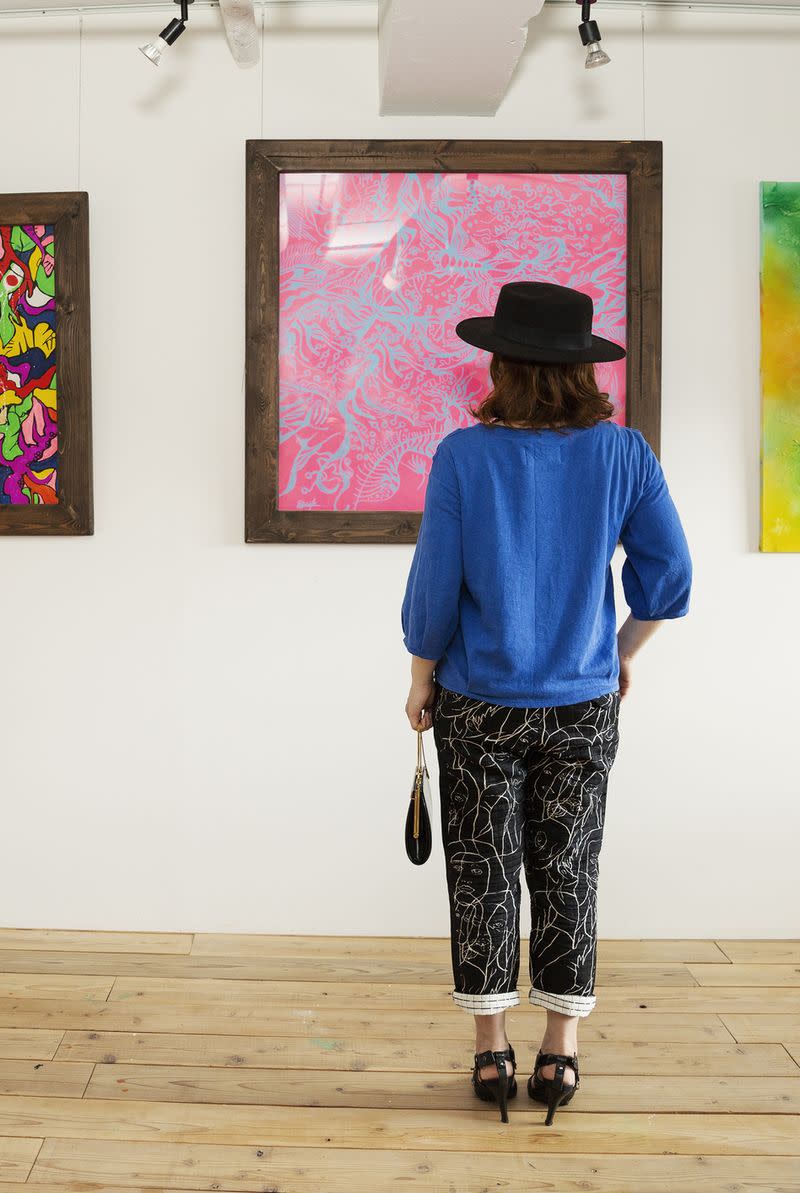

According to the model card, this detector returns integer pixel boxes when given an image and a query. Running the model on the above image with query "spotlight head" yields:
[585,41,611,68]
[578,17,610,68]
[138,16,186,65]
[139,35,168,65]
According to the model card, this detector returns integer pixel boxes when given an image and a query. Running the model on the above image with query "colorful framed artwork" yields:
[0,192,93,535]
[245,140,662,543]
[759,181,800,552]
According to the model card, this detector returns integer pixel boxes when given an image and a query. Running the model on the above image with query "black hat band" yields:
[497,318,593,351]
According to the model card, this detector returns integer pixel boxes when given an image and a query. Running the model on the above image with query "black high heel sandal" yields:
[471,1043,517,1123]
[527,1050,580,1126]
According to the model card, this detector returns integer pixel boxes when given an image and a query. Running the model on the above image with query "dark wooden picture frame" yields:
[245,140,662,544]
[0,191,93,535]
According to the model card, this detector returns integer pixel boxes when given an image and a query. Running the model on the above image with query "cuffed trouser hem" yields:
[528,986,596,1017]
[452,989,521,1015]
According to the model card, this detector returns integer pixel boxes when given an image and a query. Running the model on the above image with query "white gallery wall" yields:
[2,1,798,937]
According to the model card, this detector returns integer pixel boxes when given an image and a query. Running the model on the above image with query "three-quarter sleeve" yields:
[401,439,464,660]
[620,431,693,620]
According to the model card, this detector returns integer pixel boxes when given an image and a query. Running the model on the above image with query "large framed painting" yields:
[245,140,662,544]
[0,192,93,535]
[760,181,800,552]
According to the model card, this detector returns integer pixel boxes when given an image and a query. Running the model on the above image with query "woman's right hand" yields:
[617,614,667,701]
[618,654,632,700]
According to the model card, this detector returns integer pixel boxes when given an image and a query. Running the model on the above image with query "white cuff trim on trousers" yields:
[528,986,596,1017]
[452,989,521,1015]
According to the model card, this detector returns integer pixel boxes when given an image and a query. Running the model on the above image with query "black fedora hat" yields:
[455,280,626,364]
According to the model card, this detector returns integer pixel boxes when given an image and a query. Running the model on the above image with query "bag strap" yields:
[412,728,430,840]
[417,727,429,775]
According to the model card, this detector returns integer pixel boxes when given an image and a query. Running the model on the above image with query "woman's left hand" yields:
[406,680,436,731]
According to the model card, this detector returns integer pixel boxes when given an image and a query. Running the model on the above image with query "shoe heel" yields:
[472,1045,516,1124]
[544,1083,567,1126]
[496,1067,509,1124]
[529,1051,579,1125]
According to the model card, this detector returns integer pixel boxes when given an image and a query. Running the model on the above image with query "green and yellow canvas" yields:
[760,181,800,551]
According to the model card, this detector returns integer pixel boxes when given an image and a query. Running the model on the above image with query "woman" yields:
[400,280,692,1126]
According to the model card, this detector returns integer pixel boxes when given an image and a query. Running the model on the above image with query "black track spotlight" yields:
[577,0,610,69]
[139,0,193,65]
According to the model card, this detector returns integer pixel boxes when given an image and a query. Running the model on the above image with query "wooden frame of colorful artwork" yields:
[245,139,662,544]
[0,192,93,534]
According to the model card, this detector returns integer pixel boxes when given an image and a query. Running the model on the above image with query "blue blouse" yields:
[401,420,692,707]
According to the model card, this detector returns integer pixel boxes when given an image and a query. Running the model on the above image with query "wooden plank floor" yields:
[0,931,796,1192]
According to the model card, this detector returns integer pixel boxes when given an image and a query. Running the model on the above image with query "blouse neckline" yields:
[486,422,585,433]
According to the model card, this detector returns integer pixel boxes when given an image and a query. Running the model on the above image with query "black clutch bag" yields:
[405,729,433,865]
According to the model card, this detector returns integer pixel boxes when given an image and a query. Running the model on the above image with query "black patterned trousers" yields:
[432,681,621,1018]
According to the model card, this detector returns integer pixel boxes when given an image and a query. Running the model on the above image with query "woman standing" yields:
[401,281,692,1126]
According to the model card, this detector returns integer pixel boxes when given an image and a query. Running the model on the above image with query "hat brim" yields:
[455,316,626,364]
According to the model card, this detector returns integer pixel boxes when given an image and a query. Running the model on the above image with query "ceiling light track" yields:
[1,0,798,21]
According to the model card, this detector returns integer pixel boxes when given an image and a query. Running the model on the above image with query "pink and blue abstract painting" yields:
[278,171,627,512]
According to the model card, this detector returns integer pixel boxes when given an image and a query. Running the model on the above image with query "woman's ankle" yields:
[539,1010,578,1056]
[474,1011,509,1054]
[475,1029,510,1052]
[540,1029,577,1048]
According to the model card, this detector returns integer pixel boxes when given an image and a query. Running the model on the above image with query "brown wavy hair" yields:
[468,354,615,433]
